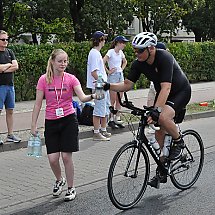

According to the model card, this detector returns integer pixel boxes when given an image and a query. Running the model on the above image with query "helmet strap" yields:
[144,48,150,62]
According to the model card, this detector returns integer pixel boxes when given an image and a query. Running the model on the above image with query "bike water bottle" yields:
[95,74,105,100]
[33,135,42,158]
[149,136,161,156]
[163,134,172,157]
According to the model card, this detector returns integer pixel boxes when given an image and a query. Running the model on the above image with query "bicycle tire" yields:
[170,129,204,190]
[107,140,150,210]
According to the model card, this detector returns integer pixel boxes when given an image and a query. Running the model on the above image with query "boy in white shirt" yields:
[87,31,111,141]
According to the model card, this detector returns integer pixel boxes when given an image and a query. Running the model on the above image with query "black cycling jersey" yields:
[127,49,190,97]
[0,48,16,86]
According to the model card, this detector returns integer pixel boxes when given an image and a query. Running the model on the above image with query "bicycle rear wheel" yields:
[170,129,204,190]
[107,140,150,210]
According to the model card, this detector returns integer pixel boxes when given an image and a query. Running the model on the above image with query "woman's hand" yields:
[31,125,38,137]
[108,67,116,75]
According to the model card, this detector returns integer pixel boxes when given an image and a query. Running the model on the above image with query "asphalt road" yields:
[5,117,215,215]
[7,151,215,215]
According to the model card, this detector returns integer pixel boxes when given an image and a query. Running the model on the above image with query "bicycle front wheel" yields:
[107,141,150,210]
[170,129,204,190]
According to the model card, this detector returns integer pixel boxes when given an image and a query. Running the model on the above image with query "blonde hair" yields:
[46,49,68,84]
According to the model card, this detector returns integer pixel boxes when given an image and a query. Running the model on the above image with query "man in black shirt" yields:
[0,30,21,144]
[104,32,191,188]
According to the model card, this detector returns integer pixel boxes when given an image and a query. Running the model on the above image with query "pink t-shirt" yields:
[37,72,80,120]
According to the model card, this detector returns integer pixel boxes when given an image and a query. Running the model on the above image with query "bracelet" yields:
[90,94,94,99]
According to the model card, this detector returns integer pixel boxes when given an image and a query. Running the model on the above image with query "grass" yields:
[187,100,215,114]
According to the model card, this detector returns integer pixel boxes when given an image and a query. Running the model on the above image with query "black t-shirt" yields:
[0,48,16,86]
[127,49,190,97]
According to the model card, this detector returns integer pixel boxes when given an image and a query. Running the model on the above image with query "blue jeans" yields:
[0,85,15,110]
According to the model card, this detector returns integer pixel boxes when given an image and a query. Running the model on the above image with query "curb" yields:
[1,110,215,153]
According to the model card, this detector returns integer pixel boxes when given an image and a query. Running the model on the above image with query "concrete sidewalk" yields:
[0,81,215,153]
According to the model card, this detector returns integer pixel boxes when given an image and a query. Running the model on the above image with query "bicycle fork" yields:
[124,140,141,178]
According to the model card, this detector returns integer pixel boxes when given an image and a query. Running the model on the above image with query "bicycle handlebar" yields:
[115,92,160,131]
[117,92,145,114]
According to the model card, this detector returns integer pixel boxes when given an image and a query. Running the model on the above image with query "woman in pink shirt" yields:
[31,49,95,201]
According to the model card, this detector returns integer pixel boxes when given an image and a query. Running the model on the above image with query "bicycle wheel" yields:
[170,129,204,190]
[107,140,150,210]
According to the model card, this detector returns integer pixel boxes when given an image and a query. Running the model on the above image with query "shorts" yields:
[0,85,15,110]
[108,72,124,83]
[164,85,191,114]
[93,91,110,117]
[44,114,79,154]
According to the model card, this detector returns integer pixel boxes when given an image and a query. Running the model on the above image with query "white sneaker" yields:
[64,187,76,201]
[93,133,110,141]
[0,137,3,145]
[100,131,111,138]
[53,177,66,197]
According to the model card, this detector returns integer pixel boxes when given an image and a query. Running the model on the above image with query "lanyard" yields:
[54,73,65,108]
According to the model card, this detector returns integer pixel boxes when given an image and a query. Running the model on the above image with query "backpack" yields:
[79,103,94,126]
[72,101,82,122]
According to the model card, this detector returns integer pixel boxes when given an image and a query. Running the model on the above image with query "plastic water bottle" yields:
[27,135,34,156]
[27,134,42,158]
[95,75,105,100]
[163,134,172,157]
[149,136,161,156]
[33,135,42,157]
[147,82,156,107]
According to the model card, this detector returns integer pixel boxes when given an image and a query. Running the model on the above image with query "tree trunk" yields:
[0,0,4,29]
[192,28,202,42]
[32,33,38,45]
[69,0,85,42]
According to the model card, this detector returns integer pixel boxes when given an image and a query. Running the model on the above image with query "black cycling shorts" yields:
[44,113,79,154]
[165,85,191,114]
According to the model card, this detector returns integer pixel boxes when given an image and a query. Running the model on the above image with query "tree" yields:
[81,0,134,40]
[181,0,215,41]
[131,0,186,40]
[1,0,73,43]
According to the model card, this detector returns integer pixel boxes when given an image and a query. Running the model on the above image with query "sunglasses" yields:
[0,38,9,41]
[134,48,146,54]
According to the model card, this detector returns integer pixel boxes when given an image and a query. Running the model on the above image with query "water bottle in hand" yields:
[27,135,34,156]
[27,133,42,158]
[33,135,42,157]
[95,75,105,100]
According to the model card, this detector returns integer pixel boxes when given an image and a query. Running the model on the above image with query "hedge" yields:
[9,42,215,101]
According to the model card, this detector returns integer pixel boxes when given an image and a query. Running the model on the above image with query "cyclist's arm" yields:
[109,78,134,92]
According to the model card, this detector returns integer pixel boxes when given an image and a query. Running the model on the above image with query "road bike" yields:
[107,92,204,210]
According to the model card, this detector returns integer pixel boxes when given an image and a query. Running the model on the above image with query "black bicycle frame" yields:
[117,92,168,175]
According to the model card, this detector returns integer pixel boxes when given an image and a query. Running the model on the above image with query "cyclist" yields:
[103,32,191,188]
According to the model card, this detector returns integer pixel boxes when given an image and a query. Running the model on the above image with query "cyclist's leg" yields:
[161,86,191,160]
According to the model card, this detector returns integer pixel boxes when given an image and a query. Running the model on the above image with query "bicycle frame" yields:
[117,92,168,175]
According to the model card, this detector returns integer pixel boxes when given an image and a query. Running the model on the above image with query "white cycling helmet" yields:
[132,32,157,49]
